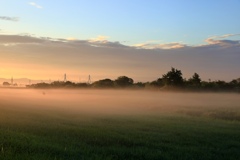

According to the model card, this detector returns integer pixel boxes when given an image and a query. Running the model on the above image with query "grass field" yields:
[0,89,240,160]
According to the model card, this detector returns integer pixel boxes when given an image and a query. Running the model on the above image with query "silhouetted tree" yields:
[64,81,75,88]
[162,67,184,87]
[230,79,238,86]
[188,73,201,87]
[51,81,65,88]
[23,72,240,92]
[150,80,159,87]
[114,76,134,88]
[201,81,215,90]
[32,82,49,88]
[215,80,230,90]
[156,78,164,87]
[149,78,164,88]
[134,82,145,88]
[92,79,114,88]
[75,83,89,88]
[3,82,10,86]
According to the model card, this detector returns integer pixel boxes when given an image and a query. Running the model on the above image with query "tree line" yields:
[27,67,240,92]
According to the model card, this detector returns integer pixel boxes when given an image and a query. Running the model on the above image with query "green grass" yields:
[1,107,240,160]
[1,90,240,159]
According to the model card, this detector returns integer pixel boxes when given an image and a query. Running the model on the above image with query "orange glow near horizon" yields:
[0,61,125,82]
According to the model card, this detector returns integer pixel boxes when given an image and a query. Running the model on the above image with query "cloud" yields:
[70,35,127,48]
[217,34,240,39]
[205,34,240,47]
[133,42,186,49]
[0,35,46,44]
[89,35,109,43]
[0,34,240,82]
[29,2,43,9]
[1,33,239,50]
[67,37,77,41]
[0,16,19,22]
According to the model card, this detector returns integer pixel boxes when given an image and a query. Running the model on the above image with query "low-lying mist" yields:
[0,89,239,121]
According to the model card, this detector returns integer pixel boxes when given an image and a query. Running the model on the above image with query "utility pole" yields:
[64,73,67,82]
[87,75,91,84]
[11,77,13,85]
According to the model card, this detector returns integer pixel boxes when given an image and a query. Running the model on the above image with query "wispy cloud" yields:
[0,35,46,44]
[217,34,240,39]
[0,16,19,22]
[66,37,77,41]
[89,35,109,43]
[205,34,240,46]
[29,2,43,9]
[133,42,186,49]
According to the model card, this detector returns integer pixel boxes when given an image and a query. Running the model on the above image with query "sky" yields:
[0,0,240,82]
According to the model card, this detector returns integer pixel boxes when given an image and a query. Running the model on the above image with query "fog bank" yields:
[0,89,239,120]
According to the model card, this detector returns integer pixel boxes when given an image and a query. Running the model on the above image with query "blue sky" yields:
[1,0,240,45]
